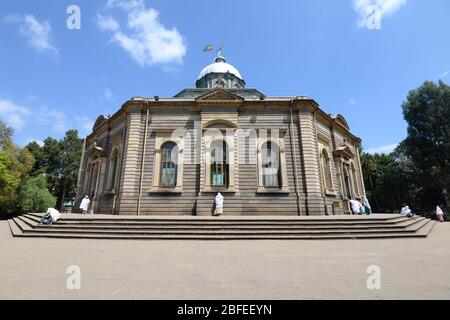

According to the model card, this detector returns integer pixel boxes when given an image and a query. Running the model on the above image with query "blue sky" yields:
[0,0,449,153]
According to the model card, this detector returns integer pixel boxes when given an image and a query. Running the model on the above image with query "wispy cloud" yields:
[97,14,120,32]
[26,138,44,147]
[4,14,58,55]
[75,116,94,136]
[97,0,187,66]
[349,98,357,105]
[0,99,31,130]
[353,0,407,29]
[38,107,68,133]
[439,71,449,79]
[366,143,398,154]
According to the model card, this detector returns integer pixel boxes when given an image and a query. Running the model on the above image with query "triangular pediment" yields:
[333,145,355,159]
[195,89,244,103]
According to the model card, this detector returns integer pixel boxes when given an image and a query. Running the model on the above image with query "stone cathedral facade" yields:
[75,56,366,216]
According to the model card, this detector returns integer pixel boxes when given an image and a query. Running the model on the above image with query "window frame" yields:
[150,135,184,193]
[256,136,289,194]
[319,147,335,195]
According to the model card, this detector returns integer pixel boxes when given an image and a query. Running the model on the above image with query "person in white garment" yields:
[214,192,224,216]
[48,208,61,223]
[362,196,372,215]
[79,195,90,214]
[349,199,364,215]
[40,208,61,225]
[400,205,413,218]
[436,206,445,222]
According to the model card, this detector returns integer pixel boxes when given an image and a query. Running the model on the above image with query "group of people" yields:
[399,204,445,222]
[349,197,372,215]
[40,192,446,222]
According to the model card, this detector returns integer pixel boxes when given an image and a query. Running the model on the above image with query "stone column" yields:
[116,107,143,215]
[298,107,324,215]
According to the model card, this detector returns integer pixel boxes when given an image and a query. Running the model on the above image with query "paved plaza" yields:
[0,219,449,300]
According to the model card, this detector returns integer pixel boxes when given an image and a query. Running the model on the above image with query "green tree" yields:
[361,152,412,212]
[0,125,35,215]
[26,130,83,210]
[25,141,46,175]
[57,130,83,210]
[18,175,56,213]
[0,120,13,149]
[397,80,450,210]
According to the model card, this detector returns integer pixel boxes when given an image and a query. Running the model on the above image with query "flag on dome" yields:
[203,44,214,52]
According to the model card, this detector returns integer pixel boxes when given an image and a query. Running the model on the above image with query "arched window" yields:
[160,142,178,187]
[261,141,280,188]
[321,150,333,192]
[109,149,119,190]
[210,140,229,188]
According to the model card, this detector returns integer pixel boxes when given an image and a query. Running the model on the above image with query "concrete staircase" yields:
[7,213,436,240]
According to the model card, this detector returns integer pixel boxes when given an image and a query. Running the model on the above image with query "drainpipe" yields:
[112,111,128,215]
[289,101,302,216]
[137,106,150,216]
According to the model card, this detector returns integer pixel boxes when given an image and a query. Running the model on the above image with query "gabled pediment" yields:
[333,145,354,160]
[195,89,244,103]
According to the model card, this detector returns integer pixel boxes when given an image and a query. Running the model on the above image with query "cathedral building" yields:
[76,56,366,216]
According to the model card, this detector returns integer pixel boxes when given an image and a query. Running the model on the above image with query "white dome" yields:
[197,56,242,80]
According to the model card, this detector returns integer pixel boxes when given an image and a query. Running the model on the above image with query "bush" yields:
[18,175,56,213]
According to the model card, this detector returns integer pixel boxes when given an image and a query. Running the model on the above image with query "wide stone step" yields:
[23,215,426,231]
[15,215,429,236]
[9,230,430,240]
[9,214,435,240]
[24,213,410,226]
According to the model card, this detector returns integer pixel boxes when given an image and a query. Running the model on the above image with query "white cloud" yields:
[0,99,31,130]
[349,98,357,105]
[439,71,449,79]
[75,116,94,136]
[366,144,398,154]
[353,0,407,28]
[5,14,58,54]
[97,14,120,32]
[26,138,44,147]
[97,0,186,66]
[38,107,68,133]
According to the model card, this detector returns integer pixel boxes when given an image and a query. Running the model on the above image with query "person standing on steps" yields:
[436,205,445,222]
[79,195,90,214]
[214,192,224,216]
[362,196,372,215]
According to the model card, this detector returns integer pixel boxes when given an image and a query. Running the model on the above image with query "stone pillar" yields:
[117,107,143,215]
[298,107,324,216]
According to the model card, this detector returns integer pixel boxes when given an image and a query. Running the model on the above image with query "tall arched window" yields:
[261,141,280,188]
[109,149,119,190]
[210,140,229,188]
[160,142,178,187]
[321,150,333,192]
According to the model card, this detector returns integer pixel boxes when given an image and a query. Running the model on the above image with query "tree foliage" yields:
[18,175,56,213]
[26,130,83,210]
[0,121,35,215]
[362,80,450,215]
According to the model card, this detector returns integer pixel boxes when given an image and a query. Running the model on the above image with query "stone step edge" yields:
[16,216,430,236]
